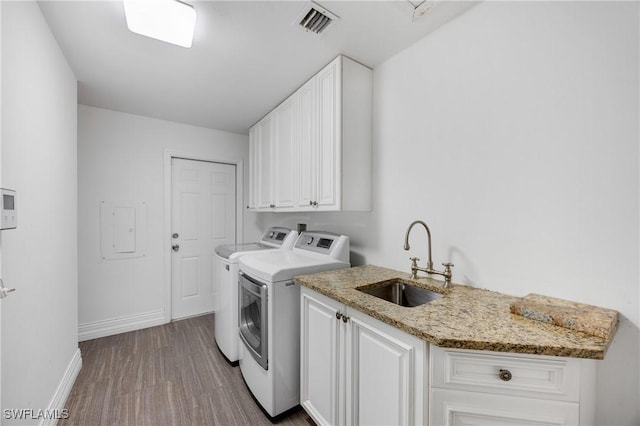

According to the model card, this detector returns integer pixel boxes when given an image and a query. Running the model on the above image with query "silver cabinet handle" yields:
[172,244,180,252]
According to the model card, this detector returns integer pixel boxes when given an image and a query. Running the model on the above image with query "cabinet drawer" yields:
[430,388,580,426]
[430,346,581,401]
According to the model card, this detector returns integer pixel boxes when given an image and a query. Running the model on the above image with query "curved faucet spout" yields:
[403,220,433,270]
[403,220,454,287]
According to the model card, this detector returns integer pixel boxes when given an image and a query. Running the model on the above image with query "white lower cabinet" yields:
[300,287,426,426]
[429,346,596,426]
[300,287,597,426]
[430,389,579,426]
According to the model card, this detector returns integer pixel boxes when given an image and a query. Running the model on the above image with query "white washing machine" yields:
[237,231,350,417]
[214,227,298,362]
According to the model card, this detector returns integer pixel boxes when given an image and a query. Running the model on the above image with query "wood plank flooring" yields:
[61,314,314,426]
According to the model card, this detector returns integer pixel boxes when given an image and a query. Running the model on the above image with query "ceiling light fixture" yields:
[123,0,196,48]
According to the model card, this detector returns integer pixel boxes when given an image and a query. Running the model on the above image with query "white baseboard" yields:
[41,348,82,426]
[78,310,166,342]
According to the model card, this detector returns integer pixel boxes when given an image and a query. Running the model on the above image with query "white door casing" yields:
[170,158,236,320]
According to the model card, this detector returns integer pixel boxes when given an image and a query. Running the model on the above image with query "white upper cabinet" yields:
[273,95,296,209]
[315,59,340,210]
[248,126,258,209]
[248,55,372,212]
[252,113,274,209]
[296,79,317,209]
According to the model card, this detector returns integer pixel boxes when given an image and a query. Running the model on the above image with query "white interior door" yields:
[171,158,236,320]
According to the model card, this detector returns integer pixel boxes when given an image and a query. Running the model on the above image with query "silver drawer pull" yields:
[498,369,512,381]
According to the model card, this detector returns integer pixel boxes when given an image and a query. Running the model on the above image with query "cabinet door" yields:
[315,58,340,210]
[296,79,316,209]
[430,388,580,426]
[273,96,296,209]
[345,309,424,426]
[256,114,274,209]
[300,288,342,426]
[248,126,258,209]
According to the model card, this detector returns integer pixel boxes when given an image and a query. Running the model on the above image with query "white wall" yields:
[1,1,79,422]
[253,2,639,424]
[0,1,4,414]
[78,105,252,338]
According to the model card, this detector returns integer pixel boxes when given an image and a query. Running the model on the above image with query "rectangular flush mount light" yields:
[123,0,196,48]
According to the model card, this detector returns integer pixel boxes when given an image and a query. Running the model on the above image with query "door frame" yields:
[163,149,244,323]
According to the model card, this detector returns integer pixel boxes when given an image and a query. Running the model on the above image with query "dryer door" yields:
[238,271,268,369]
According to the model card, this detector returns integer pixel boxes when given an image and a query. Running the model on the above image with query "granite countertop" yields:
[293,265,618,360]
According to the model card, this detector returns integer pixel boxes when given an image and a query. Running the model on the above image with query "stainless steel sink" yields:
[357,279,444,307]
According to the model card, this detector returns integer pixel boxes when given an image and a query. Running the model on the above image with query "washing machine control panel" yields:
[260,227,295,245]
[295,231,343,253]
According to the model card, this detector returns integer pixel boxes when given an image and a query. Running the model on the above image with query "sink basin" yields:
[357,279,444,307]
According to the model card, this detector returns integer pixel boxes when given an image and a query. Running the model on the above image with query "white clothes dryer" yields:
[214,227,297,362]
[237,231,350,417]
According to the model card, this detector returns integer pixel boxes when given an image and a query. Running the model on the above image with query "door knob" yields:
[0,278,15,299]
[172,244,180,252]
[172,233,179,239]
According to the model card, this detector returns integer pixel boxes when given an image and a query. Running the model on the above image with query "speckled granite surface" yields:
[293,265,618,360]
[509,293,618,339]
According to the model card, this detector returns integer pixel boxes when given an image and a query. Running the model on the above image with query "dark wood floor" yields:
[61,314,314,426]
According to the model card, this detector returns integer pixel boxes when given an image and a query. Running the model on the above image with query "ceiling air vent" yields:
[295,2,339,36]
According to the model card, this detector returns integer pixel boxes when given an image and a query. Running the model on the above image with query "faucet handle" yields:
[442,263,454,277]
[409,257,420,279]
[441,263,454,288]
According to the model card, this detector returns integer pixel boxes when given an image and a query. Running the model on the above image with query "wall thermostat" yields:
[1,188,17,230]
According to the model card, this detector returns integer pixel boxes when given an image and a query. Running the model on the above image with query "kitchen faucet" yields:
[403,220,454,288]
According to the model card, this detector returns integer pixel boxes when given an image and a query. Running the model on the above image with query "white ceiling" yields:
[39,1,477,134]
